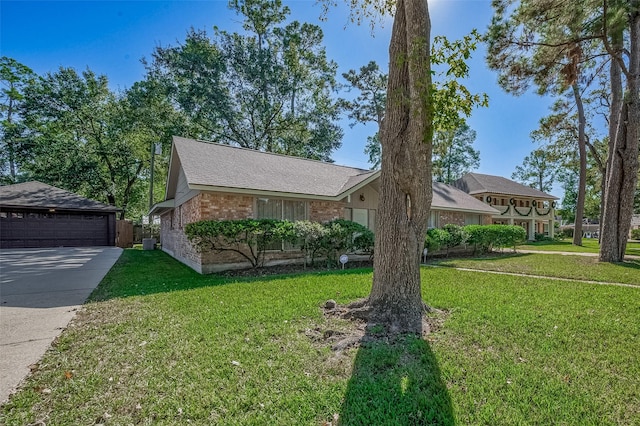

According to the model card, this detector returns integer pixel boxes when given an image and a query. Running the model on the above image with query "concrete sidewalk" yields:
[516,248,640,260]
[0,247,122,403]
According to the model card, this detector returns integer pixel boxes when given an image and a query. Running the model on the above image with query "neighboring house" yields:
[151,136,498,273]
[454,172,559,240]
[0,181,119,248]
[631,214,640,238]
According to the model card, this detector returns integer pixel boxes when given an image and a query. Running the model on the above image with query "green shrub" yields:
[185,219,295,268]
[322,219,374,265]
[464,224,526,254]
[425,228,450,254]
[442,224,467,255]
[292,221,329,266]
[631,228,640,241]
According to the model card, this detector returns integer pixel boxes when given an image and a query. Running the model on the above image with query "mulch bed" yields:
[213,260,374,278]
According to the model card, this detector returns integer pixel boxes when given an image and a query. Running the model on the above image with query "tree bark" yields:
[572,83,586,246]
[600,4,640,262]
[368,0,433,335]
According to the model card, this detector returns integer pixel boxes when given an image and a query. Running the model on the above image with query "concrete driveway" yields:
[0,247,122,403]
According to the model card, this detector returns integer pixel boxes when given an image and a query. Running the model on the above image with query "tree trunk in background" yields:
[368,0,433,334]
[572,83,586,246]
[600,5,640,262]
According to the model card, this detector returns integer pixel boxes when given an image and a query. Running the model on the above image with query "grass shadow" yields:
[340,332,454,425]
[89,249,373,302]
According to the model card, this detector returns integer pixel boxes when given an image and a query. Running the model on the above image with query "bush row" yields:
[185,218,528,268]
[425,224,527,255]
[185,218,373,268]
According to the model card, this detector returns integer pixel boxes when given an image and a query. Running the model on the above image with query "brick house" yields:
[151,137,498,273]
[454,172,559,240]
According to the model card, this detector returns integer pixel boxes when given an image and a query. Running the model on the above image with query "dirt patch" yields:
[302,299,450,353]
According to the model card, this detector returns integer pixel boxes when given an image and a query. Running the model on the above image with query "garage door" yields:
[0,210,110,248]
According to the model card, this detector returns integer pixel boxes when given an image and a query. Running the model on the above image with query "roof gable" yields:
[168,136,379,199]
[454,172,559,200]
[0,181,120,212]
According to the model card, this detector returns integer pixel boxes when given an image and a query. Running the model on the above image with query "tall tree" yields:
[21,67,147,218]
[365,0,434,334]
[487,0,640,261]
[149,0,342,161]
[340,61,387,169]
[433,123,480,184]
[323,1,486,334]
[0,57,36,183]
[511,148,557,193]
[487,0,600,247]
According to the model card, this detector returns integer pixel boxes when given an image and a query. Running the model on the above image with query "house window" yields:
[256,199,306,221]
[428,210,438,228]
[352,208,368,229]
[256,198,307,250]
[465,214,480,225]
[368,209,376,230]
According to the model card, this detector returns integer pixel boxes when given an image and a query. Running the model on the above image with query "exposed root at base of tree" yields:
[315,298,448,352]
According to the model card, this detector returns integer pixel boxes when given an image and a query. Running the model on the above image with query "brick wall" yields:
[309,200,345,223]
[161,192,256,272]
[438,211,465,227]
[481,214,493,225]
[201,193,254,220]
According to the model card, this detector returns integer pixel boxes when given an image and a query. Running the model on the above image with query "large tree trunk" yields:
[368,0,433,335]
[572,83,586,246]
[600,5,640,262]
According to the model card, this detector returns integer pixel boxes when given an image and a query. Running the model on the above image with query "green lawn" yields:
[2,250,639,425]
[517,238,640,256]
[434,253,640,285]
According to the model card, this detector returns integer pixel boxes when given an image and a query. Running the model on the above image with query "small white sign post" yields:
[423,248,428,264]
[339,254,349,270]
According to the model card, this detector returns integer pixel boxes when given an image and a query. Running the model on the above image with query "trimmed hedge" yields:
[426,224,527,255]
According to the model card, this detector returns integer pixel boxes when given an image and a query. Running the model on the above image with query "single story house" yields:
[0,181,119,248]
[454,172,559,240]
[151,136,498,273]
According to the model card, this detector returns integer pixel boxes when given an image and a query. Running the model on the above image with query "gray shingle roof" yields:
[454,172,559,200]
[432,182,499,214]
[172,136,378,198]
[0,181,120,212]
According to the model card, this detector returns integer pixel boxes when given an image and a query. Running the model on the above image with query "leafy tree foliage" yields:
[0,57,36,183]
[18,67,182,219]
[342,54,484,176]
[511,148,557,193]
[340,61,386,169]
[433,123,480,184]
[148,0,342,161]
[487,0,640,261]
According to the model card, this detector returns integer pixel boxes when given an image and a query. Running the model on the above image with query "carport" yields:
[0,181,119,249]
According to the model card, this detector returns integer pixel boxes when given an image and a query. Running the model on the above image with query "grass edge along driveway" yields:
[1,249,639,425]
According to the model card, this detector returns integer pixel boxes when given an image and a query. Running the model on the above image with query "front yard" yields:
[517,238,640,256]
[1,250,639,425]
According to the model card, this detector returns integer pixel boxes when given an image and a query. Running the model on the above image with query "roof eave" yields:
[336,171,381,199]
[188,184,343,201]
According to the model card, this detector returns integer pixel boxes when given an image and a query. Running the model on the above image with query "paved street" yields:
[0,247,122,403]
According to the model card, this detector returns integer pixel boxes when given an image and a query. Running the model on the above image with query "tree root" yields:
[320,298,448,350]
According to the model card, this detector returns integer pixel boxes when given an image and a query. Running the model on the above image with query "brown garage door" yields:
[0,210,111,248]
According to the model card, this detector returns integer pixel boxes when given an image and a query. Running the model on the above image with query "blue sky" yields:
[1,0,557,196]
